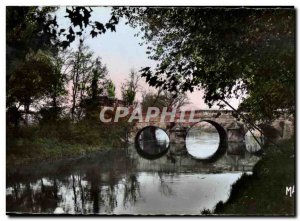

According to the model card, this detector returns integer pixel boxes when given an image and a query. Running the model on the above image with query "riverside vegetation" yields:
[212,138,295,216]
[7,119,131,167]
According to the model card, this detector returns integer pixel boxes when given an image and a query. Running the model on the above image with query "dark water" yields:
[6,138,261,215]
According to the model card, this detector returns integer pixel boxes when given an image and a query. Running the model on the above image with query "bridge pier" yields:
[169,125,187,155]
[129,110,293,159]
[227,121,245,143]
[227,142,245,155]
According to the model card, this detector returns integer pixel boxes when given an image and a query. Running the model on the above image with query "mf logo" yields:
[286,185,295,197]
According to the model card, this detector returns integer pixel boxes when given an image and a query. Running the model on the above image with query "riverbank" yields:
[7,138,114,167]
[6,121,129,167]
[214,138,295,216]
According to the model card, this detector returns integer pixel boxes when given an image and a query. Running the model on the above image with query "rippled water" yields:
[6,136,261,215]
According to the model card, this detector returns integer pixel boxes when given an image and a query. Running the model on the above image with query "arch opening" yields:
[135,126,170,160]
[244,128,264,154]
[185,120,227,161]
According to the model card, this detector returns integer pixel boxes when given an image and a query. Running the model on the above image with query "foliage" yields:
[39,49,69,123]
[121,69,140,106]
[68,41,94,120]
[6,7,133,166]
[77,56,111,120]
[6,7,114,123]
[122,89,136,106]
[57,7,119,48]
[6,7,66,125]
[141,88,189,111]
[214,138,295,215]
[114,7,295,122]
[7,118,129,166]
[47,6,295,122]
[7,50,57,123]
[106,80,116,99]
[88,57,109,100]
[6,6,58,76]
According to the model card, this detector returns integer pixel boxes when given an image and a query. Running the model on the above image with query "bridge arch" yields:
[134,125,170,160]
[186,120,228,162]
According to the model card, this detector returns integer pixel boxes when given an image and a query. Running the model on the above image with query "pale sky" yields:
[56,7,241,110]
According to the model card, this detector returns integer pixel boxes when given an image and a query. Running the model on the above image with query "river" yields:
[6,133,261,215]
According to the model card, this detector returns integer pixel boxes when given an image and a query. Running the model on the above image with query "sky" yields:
[56,7,241,110]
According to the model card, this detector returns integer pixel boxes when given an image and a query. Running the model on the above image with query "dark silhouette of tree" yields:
[7,50,56,124]
[38,50,69,123]
[68,41,93,120]
[82,57,109,120]
[6,7,65,124]
[122,7,295,122]
[6,7,58,77]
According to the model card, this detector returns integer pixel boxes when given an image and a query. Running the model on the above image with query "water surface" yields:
[6,136,260,215]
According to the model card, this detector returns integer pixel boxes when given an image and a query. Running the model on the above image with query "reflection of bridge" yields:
[127,139,262,173]
[129,109,294,156]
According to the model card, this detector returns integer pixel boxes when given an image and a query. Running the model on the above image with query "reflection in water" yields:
[6,171,244,214]
[138,127,169,155]
[7,138,260,215]
[186,122,220,159]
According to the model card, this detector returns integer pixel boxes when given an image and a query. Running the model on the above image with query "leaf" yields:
[95,21,105,33]
[90,30,98,38]
[69,27,74,35]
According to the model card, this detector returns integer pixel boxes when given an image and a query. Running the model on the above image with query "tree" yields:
[118,7,295,122]
[88,57,109,100]
[141,91,166,112]
[68,41,93,120]
[6,6,60,125]
[141,88,189,112]
[106,80,116,99]
[7,50,56,124]
[121,69,140,106]
[161,90,189,111]
[82,57,110,120]
[38,49,70,123]
[6,7,58,77]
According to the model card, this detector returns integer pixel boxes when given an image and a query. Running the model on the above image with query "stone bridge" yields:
[129,109,294,156]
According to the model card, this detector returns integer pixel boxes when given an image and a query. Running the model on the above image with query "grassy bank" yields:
[214,138,295,216]
[7,120,130,167]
